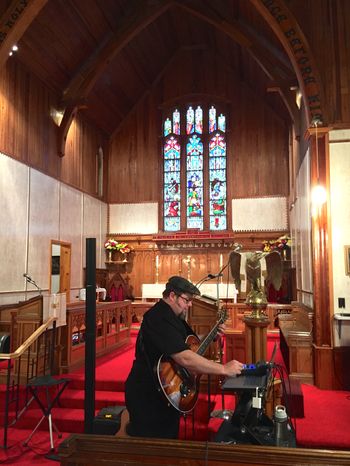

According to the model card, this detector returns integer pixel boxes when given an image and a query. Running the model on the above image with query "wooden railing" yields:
[0,317,57,449]
[278,302,314,383]
[59,301,132,374]
[58,435,350,466]
[224,302,293,332]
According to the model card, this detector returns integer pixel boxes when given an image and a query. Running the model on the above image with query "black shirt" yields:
[125,298,195,438]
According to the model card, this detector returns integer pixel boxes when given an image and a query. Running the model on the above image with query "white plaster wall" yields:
[232,196,288,231]
[28,169,60,292]
[329,130,350,314]
[0,152,108,305]
[109,203,158,234]
[60,183,84,294]
[0,154,29,298]
[83,195,107,270]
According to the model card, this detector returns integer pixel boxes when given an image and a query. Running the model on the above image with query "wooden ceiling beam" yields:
[0,0,48,70]
[58,0,174,156]
[267,84,300,131]
[62,0,174,106]
[174,0,293,81]
[57,101,87,157]
[250,0,325,127]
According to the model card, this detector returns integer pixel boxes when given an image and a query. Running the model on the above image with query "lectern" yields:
[188,296,219,358]
[43,292,67,327]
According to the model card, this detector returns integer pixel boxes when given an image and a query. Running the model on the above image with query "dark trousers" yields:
[125,376,180,439]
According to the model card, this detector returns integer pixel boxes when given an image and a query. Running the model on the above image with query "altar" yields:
[142,283,238,302]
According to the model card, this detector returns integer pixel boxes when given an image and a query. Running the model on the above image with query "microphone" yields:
[207,273,223,279]
[23,273,42,295]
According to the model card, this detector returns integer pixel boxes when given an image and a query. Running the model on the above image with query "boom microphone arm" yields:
[23,273,42,295]
[195,272,225,288]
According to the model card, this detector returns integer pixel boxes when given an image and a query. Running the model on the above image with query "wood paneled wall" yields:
[108,49,289,204]
[0,59,108,200]
[104,233,283,299]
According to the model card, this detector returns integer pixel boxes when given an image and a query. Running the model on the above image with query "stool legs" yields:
[23,380,69,451]
[23,414,47,446]
[48,414,54,450]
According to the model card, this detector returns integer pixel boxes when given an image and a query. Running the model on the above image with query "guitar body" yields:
[156,334,201,413]
[156,309,226,414]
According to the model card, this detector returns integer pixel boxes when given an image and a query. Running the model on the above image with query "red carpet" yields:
[1,329,350,464]
[295,384,350,449]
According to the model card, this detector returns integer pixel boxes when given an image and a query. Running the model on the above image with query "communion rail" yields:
[0,317,57,449]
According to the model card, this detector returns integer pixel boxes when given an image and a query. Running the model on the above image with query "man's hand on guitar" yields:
[222,359,244,377]
[217,323,226,336]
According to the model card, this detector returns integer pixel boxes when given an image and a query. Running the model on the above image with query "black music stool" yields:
[23,374,71,451]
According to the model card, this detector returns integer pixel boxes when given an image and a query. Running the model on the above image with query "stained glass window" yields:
[209,106,216,133]
[163,105,227,232]
[164,136,181,231]
[186,106,194,135]
[164,118,171,136]
[186,135,203,229]
[209,133,227,230]
[173,109,180,135]
[195,106,203,134]
[218,113,226,132]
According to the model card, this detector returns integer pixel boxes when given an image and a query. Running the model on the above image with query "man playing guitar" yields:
[125,276,243,439]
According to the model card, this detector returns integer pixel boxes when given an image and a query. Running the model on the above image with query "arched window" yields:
[163,105,227,232]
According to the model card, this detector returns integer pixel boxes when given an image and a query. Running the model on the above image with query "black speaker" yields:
[92,406,125,435]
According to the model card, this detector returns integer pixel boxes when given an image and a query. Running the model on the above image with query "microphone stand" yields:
[210,262,233,421]
[195,276,212,288]
[24,275,42,296]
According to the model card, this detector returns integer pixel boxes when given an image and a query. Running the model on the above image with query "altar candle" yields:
[220,253,223,269]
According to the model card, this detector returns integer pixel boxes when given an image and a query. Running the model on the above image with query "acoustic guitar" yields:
[156,309,227,413]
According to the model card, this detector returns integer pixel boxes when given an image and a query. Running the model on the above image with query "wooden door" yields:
[60,243,71,303]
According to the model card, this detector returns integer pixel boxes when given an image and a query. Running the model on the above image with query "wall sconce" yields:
[311,117,327,210]
[50,107,64,126]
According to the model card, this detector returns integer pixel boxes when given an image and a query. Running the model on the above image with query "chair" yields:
[23,374,70,451]
[22,321,71,451]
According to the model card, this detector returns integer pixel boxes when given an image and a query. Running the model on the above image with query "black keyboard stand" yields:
[214,391,275,446]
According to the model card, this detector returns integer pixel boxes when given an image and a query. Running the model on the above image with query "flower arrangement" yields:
[262,235,291,253]
[104,239,132,254]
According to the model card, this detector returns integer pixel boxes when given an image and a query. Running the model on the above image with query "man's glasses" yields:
[176,294,193,304]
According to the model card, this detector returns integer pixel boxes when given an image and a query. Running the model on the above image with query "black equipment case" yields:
[92,406,125,435]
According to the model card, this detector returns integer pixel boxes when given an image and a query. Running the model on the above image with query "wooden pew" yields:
[278,302,314,383]
[58,434,350,466]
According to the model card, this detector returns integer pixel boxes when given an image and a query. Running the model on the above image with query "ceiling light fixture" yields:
[9,44,18,56]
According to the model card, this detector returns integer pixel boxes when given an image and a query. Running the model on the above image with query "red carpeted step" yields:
[67,377,126,392]
[14,407,85,433]
[59,388,125,409]
[282,378,304,418]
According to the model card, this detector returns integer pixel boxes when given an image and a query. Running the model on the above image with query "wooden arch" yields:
[251,0,325,127]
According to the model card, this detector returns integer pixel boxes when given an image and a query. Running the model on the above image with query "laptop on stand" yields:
[221,341,277,392]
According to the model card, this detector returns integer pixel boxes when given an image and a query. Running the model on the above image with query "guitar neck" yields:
[197,320,221,356]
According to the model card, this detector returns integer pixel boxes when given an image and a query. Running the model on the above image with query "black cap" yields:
[165,276,200,296]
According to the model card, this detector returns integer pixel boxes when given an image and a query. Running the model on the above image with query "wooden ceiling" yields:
[1,0,297,138]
